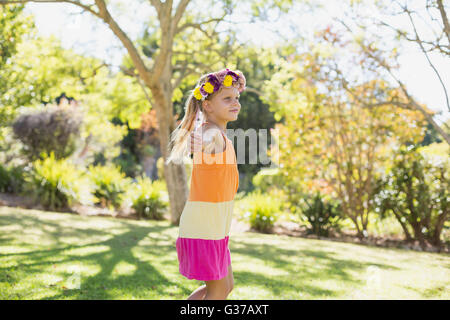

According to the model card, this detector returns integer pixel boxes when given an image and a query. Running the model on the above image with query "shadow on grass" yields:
[0,208,188,299]
[227,239,401,298]
[1,207,403,299]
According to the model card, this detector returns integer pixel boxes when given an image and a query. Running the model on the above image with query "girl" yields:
[166,68,245,300]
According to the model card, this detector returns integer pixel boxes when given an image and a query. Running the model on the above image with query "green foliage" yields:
[239,190,282,233]
[113,151,143,179]
[0,163,25,193]
[157,157,192,183]
[252,167,284,193]
[0,165,8,192]
[298,192,343,237]
[126,175,168,220]
[104,73,151,129]
[0,4,35,129]
[24,152,94,210]
[261,40,427,237]
[87,164,132,210]
[109,117,142,178]
[1,16,134,166]
[12,105,82,161]
[374,144,449,248]
[420,122,445,146]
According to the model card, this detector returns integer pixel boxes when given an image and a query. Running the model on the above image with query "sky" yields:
[23,0,449,125]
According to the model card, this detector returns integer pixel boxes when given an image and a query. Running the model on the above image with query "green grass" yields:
[0,206,449,300]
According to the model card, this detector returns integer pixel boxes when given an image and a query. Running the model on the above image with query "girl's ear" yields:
[202,100,211,113]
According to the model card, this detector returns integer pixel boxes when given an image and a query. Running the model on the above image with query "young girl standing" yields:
[166,68,245,300]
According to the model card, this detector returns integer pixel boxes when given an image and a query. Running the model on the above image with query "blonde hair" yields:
[165,69,246,165]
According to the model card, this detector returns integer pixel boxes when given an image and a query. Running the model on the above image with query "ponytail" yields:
[165,74,210,164]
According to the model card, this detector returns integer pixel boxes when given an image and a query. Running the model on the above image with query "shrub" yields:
[298,192,343,237]
[125,175,168,220]
[24,152,94,210]
[87,164,132,210]
[240,190,282,233]
[157,156,192,181]
[0,164,11,192]
[0,164,25,193]
[12,105,82,161]
[374,144,449,249]
[252,167,284,193]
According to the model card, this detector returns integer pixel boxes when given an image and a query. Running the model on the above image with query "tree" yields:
[1,0,300,224]
[262,40,427,239]
[375,144,449,250]
[0,4,35,132]
[336,0,450,144]
[0,0,239,224]
[0,23,151,170]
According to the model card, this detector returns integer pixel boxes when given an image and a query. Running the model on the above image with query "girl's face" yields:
[203,86,241,122]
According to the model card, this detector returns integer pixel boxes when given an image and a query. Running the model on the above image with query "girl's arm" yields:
[201,124,226,154]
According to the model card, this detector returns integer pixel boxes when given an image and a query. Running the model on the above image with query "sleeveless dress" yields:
[176,122,239,281]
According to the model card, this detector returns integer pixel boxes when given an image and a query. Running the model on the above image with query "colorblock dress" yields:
[176,122,239,281]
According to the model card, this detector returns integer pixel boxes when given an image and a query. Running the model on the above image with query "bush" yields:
[125,175,168,220]
[374,144,449,249]
[0,164,12,192]
[0,163,25,193]
[113,151,143,179]
[12,105,82,161]
[87,164,132,210]
[252,167,284,193]
[24,152,94,210]
[298,192,343,237]
[240,190,282,233]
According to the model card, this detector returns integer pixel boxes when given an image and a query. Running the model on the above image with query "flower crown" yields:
[193,68,243,101]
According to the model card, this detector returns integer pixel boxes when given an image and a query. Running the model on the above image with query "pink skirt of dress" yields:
[176,236,231,281]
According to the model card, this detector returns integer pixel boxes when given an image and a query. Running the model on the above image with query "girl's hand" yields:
[189,130,203,154]
[201,127,226,154]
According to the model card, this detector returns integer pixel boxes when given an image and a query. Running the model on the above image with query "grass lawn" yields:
[0,205,449,300]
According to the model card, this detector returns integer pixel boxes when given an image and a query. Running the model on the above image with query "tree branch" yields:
[404,4,450,112]
[0,0,100,17]
[93,0,151,84]
[436,0,450,45]
[1,0,154,86]
[175,15,226,35]
[172,0,189,31]
[148,0,162,19]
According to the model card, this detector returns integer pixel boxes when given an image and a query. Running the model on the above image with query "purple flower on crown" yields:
[225,68,240,81]
[207,74,221,92]
[199,85,207,97]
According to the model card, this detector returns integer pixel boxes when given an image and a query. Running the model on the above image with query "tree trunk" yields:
[149,70,188,226]
[93,0,190,225]
[437,0,450,47]
[391,208,413,241]
[349,214,364,239]
[432,210,447,249]
[411,222,427,250]
[361,209,369,237]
